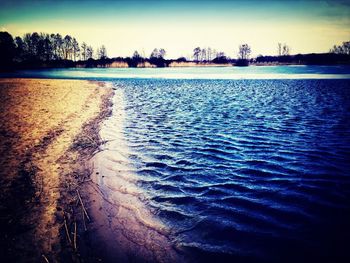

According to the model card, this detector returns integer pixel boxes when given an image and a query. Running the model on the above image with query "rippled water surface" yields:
[4,67,350,262]
[115,79,350,262]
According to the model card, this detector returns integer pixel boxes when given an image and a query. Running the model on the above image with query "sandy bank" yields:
[0,78,112,262]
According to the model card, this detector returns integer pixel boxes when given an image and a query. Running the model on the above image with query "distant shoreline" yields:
[1,61,350,72]
[0,52,349,72]
[1,31,349,71]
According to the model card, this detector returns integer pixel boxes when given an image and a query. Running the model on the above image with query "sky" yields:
[0,0,349,59]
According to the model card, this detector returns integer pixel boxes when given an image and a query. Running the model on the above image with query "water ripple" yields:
[117,79,350,262]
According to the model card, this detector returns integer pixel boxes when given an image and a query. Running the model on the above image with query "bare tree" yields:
[86,45,93,59]
[278,43,290,56]
[150,48,166,59]
[207,47,212,61]
[132,50,141,59]
[81,42,87,60]
[63,35,72,60]
[193,47,201,62]
[150,48,159,59]
[330,41,350,55]
[98,45,107,59]
[159,48,166,59]
[212,49,217,59]
[216,51,226,58]
[201,48,207,61]
[278,43,282,56]
[72,38,79,61]
[282,44,290,56]
[50,34,64,59]
[22,33,35,57]
[42,33,53,61]
[96,48,100,59]
[343,41,350,54]
[238,44,251,60]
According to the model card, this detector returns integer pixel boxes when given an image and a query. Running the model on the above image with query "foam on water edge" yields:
[88,83,181,262]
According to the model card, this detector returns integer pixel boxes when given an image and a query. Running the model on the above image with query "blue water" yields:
[2,66,350,262]
[1,65,350,79]
[117,78,350,263]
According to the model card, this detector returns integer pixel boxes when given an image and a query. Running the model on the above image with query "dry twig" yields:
[42,254,49,263]
[73,221,77,251]
[64,218,72,245]
[76,189,90,221]
[82,206,87,231]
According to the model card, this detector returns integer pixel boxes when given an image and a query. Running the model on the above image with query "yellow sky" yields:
[1,0,349,58]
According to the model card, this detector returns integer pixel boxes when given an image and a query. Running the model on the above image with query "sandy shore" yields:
[0,78,113,262]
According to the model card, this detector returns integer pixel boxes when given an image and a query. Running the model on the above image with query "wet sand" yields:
[0,78,183,263]
[0,78,113,262]
[85,88,181,263]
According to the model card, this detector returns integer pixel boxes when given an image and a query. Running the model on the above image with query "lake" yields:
[2,66,350,262]
[119,78,350,262]
[1,65,350,80]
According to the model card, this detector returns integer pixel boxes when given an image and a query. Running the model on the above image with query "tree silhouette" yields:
[193,47,201,62]
[150,48,159,59]
[212,51,229,64]
[282,44,290,56]
[72,38,80,61]
[97,45,107,60]
[54,34,64,59]
[330,41,350,55]
[63,35,73,60]
[278,43,282,56]
[159,48,166,59]
[0,30,110,68]
[277,43,290,56]
[201,48,207,61]
[81,42,87,61]
[238,44,251,60]
[0,31,16,68]
[1,29,348,70]
[149,48,166,67]
[14,36,25,61]
[42,34,53,61]
[86,46,94,59]
[133,50,141,60]
[207,47,212,61]
[129,50,143,67]
[176,57,187,62]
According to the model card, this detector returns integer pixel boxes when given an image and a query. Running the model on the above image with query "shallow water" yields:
[114,78,350,262]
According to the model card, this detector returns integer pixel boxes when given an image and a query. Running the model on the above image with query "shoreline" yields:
[55,83,114,262]
[0,78,113,262]
[0,78,182,263]
[86,87,182,262]
[2,60,349,72]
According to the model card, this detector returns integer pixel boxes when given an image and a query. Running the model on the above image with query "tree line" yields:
[1,30,349,69]
[330,41,350,55]
[0,31,108,68]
